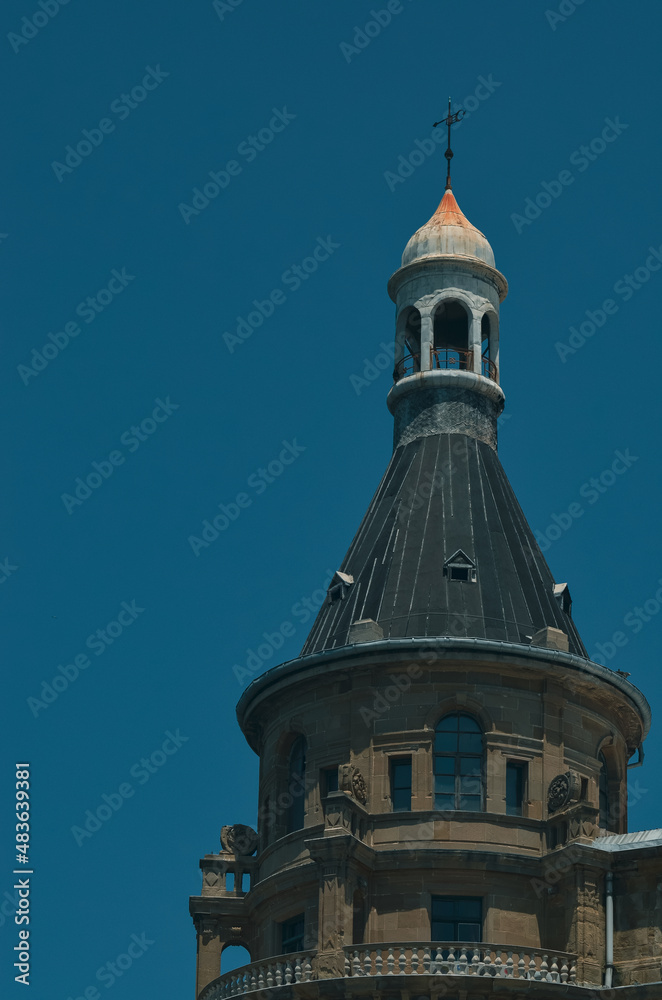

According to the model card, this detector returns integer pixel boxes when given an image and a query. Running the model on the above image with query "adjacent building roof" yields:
[301,432,587,657]
[590,829,662,853]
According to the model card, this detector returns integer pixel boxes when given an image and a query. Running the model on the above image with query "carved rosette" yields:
[220,823,258,856]
[547,770,582,813]
[548,773,571,813]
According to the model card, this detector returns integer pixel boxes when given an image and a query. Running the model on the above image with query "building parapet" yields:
[199,941,586,999]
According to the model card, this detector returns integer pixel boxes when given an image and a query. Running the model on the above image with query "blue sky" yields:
[2,0,662,996]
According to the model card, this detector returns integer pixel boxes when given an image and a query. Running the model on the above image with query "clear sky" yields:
[2,1,662,997]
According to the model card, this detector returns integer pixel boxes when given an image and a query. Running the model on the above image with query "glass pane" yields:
[324,768,339,793]
[457,922,481,942]
[434,756,455,775]
[434,732,457,753]
[506,762,523,815]
[431,921,454,941]
[461,795,482,811]
[458,715,481,733]
[460,900,482,921]
[459,757,480,775]
[459,775,481,795]
[458,733,482,753]
[393,787,411,811]
[436,714,459,732]
[392,761,412,790]
[435,793,454,811]
[435,775,455,794]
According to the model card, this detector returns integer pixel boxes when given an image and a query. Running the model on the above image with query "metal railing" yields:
[431,347,474,372]
[393,349,497,383]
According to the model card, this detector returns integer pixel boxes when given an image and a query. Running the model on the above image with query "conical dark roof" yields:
[301,433,587,657]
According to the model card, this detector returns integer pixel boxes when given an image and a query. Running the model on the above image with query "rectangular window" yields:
[280,913,305,954]
[322,767,339,795]
[431,897,482,943]
[391,757,412,811]
[506,761,527,816]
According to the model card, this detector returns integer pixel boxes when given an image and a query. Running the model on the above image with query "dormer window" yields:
[327,571,354,604]
[554,582,572,615]
[444,550,477,583]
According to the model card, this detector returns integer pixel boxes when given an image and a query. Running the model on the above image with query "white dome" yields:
[402,188,495,268]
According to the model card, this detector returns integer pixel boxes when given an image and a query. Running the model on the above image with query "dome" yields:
[402,187,495,267]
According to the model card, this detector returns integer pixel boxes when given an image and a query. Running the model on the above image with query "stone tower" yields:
[190,176,661,998]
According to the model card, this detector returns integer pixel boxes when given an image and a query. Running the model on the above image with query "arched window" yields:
[286,736,307,832]
[480,313,497,380]
[434,713,484,812]
[481,314,490,359]
[395,307,422,379]
[433,301,470,371]
[598,751,610,830]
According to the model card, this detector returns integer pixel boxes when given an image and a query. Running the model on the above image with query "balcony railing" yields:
[343,943,577,983]
[393,350,497,383]
[199,942,579,999]
[199,954,315,1000]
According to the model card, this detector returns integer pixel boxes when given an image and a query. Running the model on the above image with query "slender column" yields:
[195,918,223,997]
[420,308,433,371]
[470,311,482,374]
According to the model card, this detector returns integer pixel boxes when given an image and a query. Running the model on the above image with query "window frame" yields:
[390,756,413,812]
[433,713,485,813]
[431,895,483,943]
[505,759,528,817]
[280,913,305,955]
[286,736,307,833]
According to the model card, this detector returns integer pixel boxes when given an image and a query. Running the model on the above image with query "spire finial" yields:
[433,97,465,190]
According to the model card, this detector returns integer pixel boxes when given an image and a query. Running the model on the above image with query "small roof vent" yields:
[444,550,477,583]
[554,582,572,615]
[327,571,354,604]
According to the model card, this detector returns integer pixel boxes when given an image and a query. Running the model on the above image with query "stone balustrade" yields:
[198,941,580,998]
[199,953,315,1000]
[343,942,577,982]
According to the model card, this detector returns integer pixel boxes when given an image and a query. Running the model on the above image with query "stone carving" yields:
[220,824,258,856]
[548,773,571,812]
[352,769,368,804]
[338,764,368,804]
[547,771,582,813]
[204,870,219,886]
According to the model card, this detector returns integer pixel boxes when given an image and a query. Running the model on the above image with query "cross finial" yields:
[433,97,465,190]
